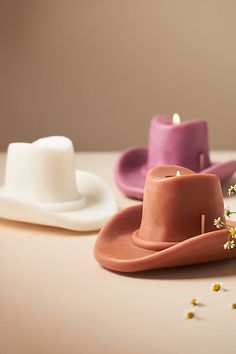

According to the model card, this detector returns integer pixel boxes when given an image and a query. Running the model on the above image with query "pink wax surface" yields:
[147,116,211,172]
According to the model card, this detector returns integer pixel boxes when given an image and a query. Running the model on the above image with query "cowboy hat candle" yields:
[115,114,236,200]
[95,165,236,273]
[0,136,117,231]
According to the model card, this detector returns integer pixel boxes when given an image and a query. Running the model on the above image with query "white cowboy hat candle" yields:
[0,136,117,231]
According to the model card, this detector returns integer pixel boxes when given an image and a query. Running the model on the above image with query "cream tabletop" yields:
[0,151,236,354]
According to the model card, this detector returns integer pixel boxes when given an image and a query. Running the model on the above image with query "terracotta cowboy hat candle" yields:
[115,114,236,199]
[0,136,117,231]
[95,165,236,272]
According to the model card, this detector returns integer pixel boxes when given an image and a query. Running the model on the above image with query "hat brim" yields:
[94,204,236,272]
[115,147,147,200]
[0,170,117,231]
[115,147,236,200]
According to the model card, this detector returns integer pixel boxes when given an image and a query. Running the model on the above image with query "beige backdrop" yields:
[0,0,236,151]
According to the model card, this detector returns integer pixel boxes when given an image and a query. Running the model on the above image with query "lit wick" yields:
[165,170,181,178]
[172,113,181,125]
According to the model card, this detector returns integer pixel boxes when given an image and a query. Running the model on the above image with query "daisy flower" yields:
[190,298,199,306]
[184,309,196,319]
[224,240,235,250]
[225,208,232,218]
[211,282,224,293]
[229,303,236,310]
[228,185,236,196]
[214,217,224,229]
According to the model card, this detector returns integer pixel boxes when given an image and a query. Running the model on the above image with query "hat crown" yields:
[138,166,225,247]
[147,116,211,172]
[4,136,80,203]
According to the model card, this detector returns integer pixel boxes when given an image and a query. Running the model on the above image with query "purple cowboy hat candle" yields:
[115,114,236,200]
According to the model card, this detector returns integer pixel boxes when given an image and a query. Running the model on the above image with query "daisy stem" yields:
[225,223,234,230]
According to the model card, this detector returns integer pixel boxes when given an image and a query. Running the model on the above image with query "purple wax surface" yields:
[147,116,211,172]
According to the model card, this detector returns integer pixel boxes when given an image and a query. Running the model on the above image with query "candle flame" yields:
[176,170,181,176]
[172,113,181,125]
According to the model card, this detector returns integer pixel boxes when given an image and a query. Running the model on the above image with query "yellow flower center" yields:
[212,283,221,292]
[231,303,236,309]
[191,298,197,306]
[231,228,236,237]
[187,311,194,319]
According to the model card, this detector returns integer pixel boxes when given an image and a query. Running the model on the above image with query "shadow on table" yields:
[0,218,96,237]
[111,258,236,280]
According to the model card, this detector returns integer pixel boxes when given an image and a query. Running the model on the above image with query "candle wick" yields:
[199,152,205,170]
[201,214,206,234]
